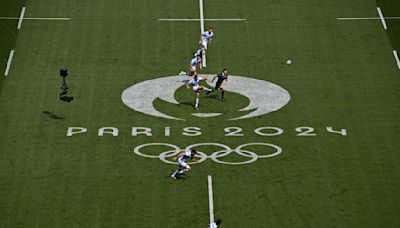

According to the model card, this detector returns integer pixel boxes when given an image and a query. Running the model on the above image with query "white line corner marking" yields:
[17,7,26,30]
[208,175,215,224]
[377,7,387,30]
[4,50,15,76]
[393,50,400,70]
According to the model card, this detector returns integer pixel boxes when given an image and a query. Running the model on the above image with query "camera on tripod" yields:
[59,68,74,102]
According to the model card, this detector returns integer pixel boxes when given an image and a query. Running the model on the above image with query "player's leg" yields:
[194,91,200,109]
[170,166,182,179]
[178,163,191,174]
[219,86,225,100]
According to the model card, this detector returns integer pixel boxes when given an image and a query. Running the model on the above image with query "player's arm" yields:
[199,63,203,70]
[186,81,191,89]
[211,75,217,82]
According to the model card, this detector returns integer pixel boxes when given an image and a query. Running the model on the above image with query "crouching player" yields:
[170,149,198,180]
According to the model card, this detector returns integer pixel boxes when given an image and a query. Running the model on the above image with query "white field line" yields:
[393,50,400,70]
[17,7,26,30]
[337,17,400,20]
[4,50,15,76]
[158,18,246,21]
[208,175,214,224]
[199,0,205,33]
[0,17,71,20]
[199,0,207,67]
[377,7,387,29]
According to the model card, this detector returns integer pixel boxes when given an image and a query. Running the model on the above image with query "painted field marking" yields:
[0,17,71,20]
[158,0,245,68]
[17,7,26,30]
[393,50,400,70]
[199,0,207,67]
[4,50,15,76]
[337,17,400,20]
[208,175,215,224]
[377,7,387,30]
[158,18,246,21]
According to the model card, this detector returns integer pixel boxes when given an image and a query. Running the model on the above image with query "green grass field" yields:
[1,0,400,227]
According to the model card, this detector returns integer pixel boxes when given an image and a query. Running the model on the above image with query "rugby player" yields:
[206,69,228,100]
[186,73,213,110]
[179,55,203,77]
[199,27,214,50]
[208,219,222,228]
[170,149,198,180]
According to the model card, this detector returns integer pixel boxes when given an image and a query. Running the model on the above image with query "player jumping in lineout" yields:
[179,54,203,77]
[186,73,213,110]
[206,69,228,100]
[208,219,222,228]
[170,149,198,180]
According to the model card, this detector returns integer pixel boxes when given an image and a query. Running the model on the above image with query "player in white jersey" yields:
[170,149,198,180]
[193,48,205,58]
[199,27,214,50]
[186,73,213,110]
[179,55,202,77]
[208,219,222,228]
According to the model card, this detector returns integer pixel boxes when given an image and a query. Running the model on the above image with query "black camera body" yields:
[59,68,74,102]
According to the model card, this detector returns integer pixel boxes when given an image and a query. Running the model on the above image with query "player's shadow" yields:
[204,94,219,100]
[43,111,65,120]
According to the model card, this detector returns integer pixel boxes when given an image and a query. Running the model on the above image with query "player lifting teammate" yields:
[186,73,213,110]
[207,69,228,100]
[170,149,198,180]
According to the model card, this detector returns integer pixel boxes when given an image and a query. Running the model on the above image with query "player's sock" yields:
[221,91,225,99]
[195,98,199,108]
[179,71,186,76]
[179,168,189,174]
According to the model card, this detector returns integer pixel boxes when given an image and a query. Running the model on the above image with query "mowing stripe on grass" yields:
[4,50,15,76]
[208,175,214,224]
[17,7,26,30]
[393,50,400,70]
[377,7,387,30]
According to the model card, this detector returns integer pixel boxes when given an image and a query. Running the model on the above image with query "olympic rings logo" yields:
[133,142,282,165]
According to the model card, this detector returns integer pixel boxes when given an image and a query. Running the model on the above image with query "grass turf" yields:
[1,0,400,227]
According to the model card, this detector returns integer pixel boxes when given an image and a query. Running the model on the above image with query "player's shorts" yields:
[192,85,200,91]
[190,66,196,72]
[201,38,208,49]
[215,83,222,90]
[178,159,190,169]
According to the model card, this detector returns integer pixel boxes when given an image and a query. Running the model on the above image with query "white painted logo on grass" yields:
[121,74,290,120]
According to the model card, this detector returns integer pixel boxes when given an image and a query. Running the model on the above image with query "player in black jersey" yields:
[207,69,228,100]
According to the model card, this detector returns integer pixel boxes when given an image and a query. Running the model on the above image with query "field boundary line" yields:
[17,7,26,30]
[377,7,387,29]
[4,50,15,76]
[393,50,400,70]
[208,175,214,224]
